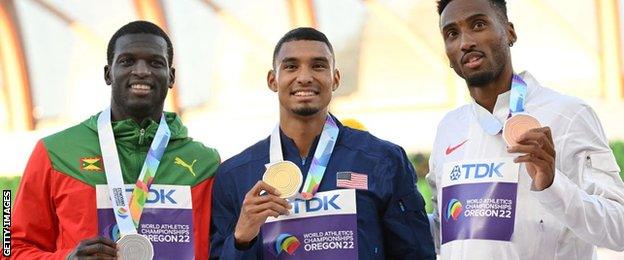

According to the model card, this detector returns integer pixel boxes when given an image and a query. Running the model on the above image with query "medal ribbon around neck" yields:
[476,74,528,135]
[97,107,171,235]
[509,74,528,115]
[269,115,339,200]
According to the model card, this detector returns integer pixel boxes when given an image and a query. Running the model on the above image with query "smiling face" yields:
[104,33,175,121]
[268,40,340,118]
[440,0,516,87]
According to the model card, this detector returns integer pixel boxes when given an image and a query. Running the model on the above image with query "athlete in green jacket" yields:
[9,21,219,260]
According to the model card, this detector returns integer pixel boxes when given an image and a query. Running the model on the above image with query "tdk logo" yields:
[290,194,341,214]
[125,188,177,204]
[449,163,504,180]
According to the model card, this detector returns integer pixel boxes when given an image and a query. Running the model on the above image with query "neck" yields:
[110,104,163,124]
[468,66,513,113]
[279,109,328,158]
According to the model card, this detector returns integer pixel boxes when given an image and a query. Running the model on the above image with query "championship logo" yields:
[274,233,300,256]
[446,199,463,221]
[117,207,129,219]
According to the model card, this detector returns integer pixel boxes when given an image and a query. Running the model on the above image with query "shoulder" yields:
[438,105,472,128]
[173,138,220,162]
[42,119,96,153]
[522,71,590,121]
[338,126,407,161]
[217,137,269,176]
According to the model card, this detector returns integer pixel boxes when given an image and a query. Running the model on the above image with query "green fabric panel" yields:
[43,112,219,187]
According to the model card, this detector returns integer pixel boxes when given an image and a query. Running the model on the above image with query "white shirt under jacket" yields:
[426,71,624,259]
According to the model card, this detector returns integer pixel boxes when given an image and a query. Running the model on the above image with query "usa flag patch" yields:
[336,171,368,190]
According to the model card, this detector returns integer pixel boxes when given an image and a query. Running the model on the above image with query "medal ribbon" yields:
[97,107,171,236]
[269,115,339,200]
[509,74,528,115]
[475,74,528,135]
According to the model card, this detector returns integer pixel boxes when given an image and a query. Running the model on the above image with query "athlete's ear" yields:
[332,68,341,92]
[168,67,176,88]
[104,65,112,85]
[267,69,278,92]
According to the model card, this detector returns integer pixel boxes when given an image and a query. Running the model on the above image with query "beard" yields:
[111,87,166,121]
[465,70,499,86]
[292,106,320,116]
[462,41,510,87]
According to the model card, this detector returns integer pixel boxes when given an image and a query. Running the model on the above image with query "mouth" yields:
[129,83,153,96]
[461,52,485,70]
[291,89,319,99]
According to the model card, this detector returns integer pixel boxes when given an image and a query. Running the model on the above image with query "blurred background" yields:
[1,0,623,258]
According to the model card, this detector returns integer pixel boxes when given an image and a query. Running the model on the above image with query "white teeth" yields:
[294,91,316,97]
[131,84,150,90]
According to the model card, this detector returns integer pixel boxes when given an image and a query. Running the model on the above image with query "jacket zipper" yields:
[139,128,146,145]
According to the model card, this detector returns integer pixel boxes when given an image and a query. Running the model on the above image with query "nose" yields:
[296,67,313,85]
[460,32,477,52]
[131,60,151,78]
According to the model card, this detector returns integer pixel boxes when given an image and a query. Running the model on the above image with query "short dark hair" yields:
[437,0,508,21]
[106,20,174,66]
[272,27,335,68]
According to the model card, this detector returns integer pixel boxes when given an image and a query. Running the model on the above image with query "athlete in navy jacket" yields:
[210,27,434,260]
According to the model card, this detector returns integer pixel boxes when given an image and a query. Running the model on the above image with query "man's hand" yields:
[234,180,291,248]
[67,236,118,259]
[507,127,556,191]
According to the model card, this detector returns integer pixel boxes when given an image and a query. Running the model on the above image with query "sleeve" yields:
[209,166,261,259]
[7,140,72,259]
[192,177,214,260]
[425,150,441,253]
[531,104,624,250]
[381,146,436,259]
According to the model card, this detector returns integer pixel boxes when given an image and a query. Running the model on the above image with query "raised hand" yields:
[234,180,291,248]
[507,127,556,191]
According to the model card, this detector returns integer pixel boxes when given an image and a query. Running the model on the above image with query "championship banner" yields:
[96,184,194,259]
[261,189,358,259]
[441,157,519,244]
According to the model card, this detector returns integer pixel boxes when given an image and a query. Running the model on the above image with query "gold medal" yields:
[263,161,303,199]
[503,114,541,146]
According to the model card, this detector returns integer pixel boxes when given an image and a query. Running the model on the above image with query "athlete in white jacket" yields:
[427,0,624,259]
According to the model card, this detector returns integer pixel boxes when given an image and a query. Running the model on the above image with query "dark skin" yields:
[104,33,175,124]
[68,33,175,259]
[441,0,555,190]
[66,236,117,259]
[233,40,340,247]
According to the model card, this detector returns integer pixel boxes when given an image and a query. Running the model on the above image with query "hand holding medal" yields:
[234,181,292,248]
[503,75,556,191]
[507,126,556,191]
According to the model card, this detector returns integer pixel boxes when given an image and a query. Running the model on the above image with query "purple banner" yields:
[98,208,194,260]
[261,214,358,259]
[441,182,517,244]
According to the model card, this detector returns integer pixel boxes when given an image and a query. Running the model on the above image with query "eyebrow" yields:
[115,53,166,60]
[312,57,330,63]
[441,13,488,31]
[280,56,330,64]
[280,57,298,64]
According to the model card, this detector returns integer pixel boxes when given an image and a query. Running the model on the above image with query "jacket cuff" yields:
[530,169,572,207]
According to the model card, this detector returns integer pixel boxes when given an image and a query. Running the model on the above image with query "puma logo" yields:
[174,157,197,176]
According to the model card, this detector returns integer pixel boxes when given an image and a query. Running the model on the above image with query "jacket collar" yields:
[83,111,187,146]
